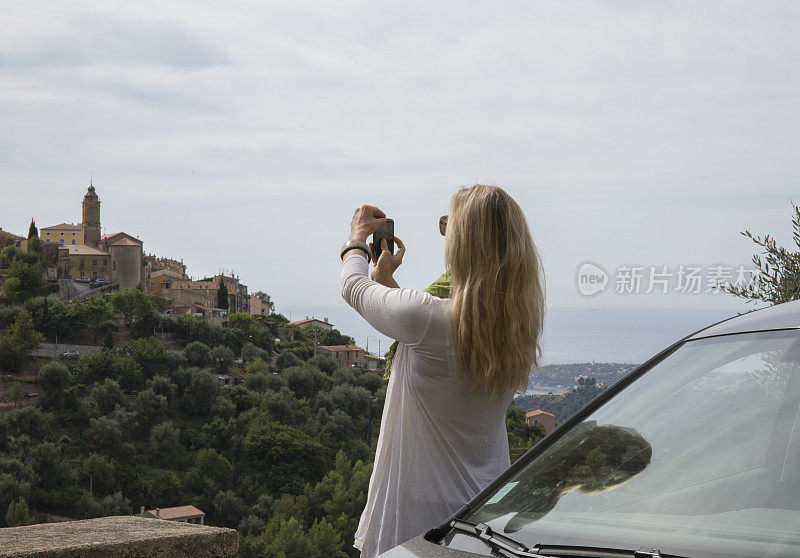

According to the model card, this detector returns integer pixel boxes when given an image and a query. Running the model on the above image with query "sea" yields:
[276,304,748,367]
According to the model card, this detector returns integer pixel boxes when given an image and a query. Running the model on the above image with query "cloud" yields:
[1,0,799,314]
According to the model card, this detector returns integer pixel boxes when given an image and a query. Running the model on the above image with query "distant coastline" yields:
[527,361,639,394]
[294,305,744,366]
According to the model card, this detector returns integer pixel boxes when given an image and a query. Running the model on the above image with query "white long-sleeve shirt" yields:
[340,251,513,557]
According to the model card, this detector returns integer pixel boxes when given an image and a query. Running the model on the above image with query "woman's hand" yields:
[370,236,405,287]
[350,205,387,242]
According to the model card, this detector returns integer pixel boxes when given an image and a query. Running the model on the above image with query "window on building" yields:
[71,239,75,244]
[60,232,64,236]
[80,271,84,277]
[113,261,116,270]
[92,259,97,266]
[92,271,97,278]
[45,239,50,243]
[79,259,84,266]
[102,260,107,266]
[59,238,64,244]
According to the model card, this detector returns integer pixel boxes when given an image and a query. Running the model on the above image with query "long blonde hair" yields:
[445,184,545,399]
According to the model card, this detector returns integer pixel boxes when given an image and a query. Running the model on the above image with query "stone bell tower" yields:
[81,182,101,247]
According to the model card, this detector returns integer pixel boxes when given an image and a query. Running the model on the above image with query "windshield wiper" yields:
[447,519,687,558]
[448,519,542,557]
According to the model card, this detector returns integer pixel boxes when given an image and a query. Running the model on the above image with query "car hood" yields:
[377,535,482,558]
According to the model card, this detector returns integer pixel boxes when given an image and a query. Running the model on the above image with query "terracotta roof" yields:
[0,229,24,240]
[318,345,365,352]
[101,232,143,244]
[169,306,192,316]
[150,269,184,279]
[42,223,81,231]
[110,237,141,246]
[58,245,109,256]
[145,505,204,520]
[526,410,555,418]
[289,317,332,326]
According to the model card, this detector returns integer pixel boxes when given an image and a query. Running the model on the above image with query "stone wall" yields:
[0,516,238,557]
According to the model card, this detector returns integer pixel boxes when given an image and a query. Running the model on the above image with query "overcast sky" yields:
[2,1,799,326]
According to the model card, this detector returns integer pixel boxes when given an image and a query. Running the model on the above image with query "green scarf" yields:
[383,271,452,379]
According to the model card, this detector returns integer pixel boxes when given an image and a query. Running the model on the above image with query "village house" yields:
[41,223,83,245]
[248,295,267,316]
[315,344,366,368]
[288,317,334,330]
[147,268,186,296]
[161,274,248,314]
[138,505,205,525]
[144,254,187,279]
[364,354,386,370]
[525,410,556,435]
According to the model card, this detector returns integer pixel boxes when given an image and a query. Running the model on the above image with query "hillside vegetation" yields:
[0,278,540,556]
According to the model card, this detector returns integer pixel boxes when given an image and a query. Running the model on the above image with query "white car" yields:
[380,300,800,558]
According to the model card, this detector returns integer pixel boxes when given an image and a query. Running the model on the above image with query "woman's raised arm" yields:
[340,251,434,345]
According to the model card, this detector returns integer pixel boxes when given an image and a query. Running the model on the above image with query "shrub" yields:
[275,350,301,370]
[184,341,211,367]
[37,360,71,410]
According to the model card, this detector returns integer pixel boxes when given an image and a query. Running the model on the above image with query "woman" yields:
[340,184,545,557]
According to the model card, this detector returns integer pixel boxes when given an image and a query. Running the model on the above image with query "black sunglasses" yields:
[439,215,448,236]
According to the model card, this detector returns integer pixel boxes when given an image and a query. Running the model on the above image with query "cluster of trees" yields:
[0,310,43,373]
[0,240,57,305]
[0,291,544,555]
[0,337,388,555]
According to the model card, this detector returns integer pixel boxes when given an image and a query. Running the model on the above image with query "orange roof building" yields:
[525,410,556,435]
[288,317,334,330]
[139,505,205,525]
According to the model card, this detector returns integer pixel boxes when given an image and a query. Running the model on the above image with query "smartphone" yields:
[372,219,394,261]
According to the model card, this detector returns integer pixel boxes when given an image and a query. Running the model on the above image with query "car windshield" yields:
[448,330,800,558]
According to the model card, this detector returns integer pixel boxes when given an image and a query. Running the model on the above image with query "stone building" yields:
[161,274,248,314]
[148,268,187,296]
[98,232,144,290]
[288,317,333,330]
[144,254,188,294]
[58,245,112,281]
[53,183,144,288]
[249,295,266,316]
[81,184,101,246]
[162,279,220,310]
[316,345,366,368]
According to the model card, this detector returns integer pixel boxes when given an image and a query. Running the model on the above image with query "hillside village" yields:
[0,183,385,369]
